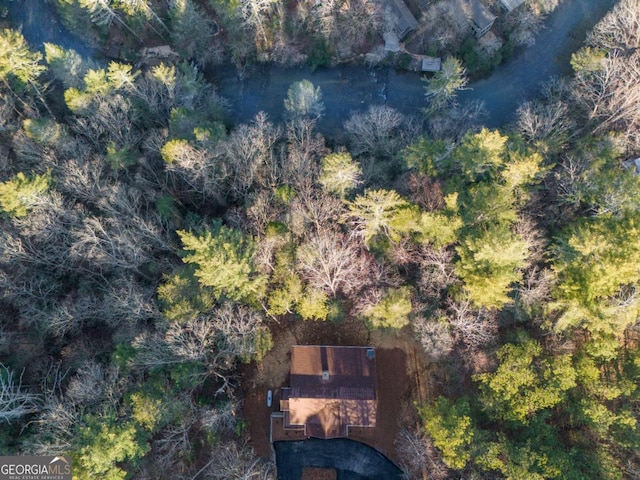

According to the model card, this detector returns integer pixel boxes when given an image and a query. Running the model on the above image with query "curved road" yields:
[7,0,617,130]
[211,0,616,131]
[457,0,617,126]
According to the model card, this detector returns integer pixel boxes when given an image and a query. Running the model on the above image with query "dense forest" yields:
[0,0,639,479]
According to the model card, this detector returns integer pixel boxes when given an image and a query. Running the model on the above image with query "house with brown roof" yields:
[280,346,377,439]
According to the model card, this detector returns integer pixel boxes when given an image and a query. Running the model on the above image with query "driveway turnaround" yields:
[274,438,403,480]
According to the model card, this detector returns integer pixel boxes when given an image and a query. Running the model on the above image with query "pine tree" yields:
[0,171,51,218]
[177,221,267,305]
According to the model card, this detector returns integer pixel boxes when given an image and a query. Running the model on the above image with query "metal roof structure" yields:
[499,0,526,12]
[280,346,378,439]
[386,0,419,40]
[457,0,497,38]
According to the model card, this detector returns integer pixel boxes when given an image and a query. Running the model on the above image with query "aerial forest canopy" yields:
[0,0,639,479]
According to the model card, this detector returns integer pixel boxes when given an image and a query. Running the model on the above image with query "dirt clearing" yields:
[240,316,429,464]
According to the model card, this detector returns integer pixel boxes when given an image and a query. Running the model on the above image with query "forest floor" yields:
[239,315,432,466]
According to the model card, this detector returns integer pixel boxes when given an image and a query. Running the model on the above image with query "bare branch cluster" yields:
[396,427,450,480]
[0,364,42,424]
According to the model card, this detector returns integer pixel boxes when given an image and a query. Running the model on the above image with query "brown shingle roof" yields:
[281,346,378,439]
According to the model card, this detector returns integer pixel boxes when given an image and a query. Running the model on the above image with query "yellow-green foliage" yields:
[44,43,87,88]
[453,128,508,181]
[297,287,330,321]
[268,274,303,316]
[502,147,545,195]
[346,189,418,246]
[251,326,274,362]
[420,397,475,470]
[178,222,267,305]
[418,193,462,247]
[106,142,136,170]
[0,29,45,87]
[157,267,215,323]
[73,420,149,480]
[571,47,606,74]
[130,393,162,432]
[161,139,192,164]
[319,152,362,198]
[365,286,412,329]
[23,118,63,147]
[402,136,446,176]
[475,339,576,423]
[455,224,528,308]
[551,215,640,338]
[64,61,138,113]
[0,171,51,218]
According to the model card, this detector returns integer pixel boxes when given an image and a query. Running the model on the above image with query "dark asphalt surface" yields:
[274,438,403,480]
[7,0,617,131]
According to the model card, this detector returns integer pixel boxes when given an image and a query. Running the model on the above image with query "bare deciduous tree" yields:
[504,3,544,48]
[147,397,197,475]
[214,303,269,361]
[99,274,161,328]
[334,0,382,49]
[426,100,485,140]
[72,94,141,151]
[396,427,450,480]
[297,231,371,296]
[588,0,640,52]
[288,188,344,238]
[517,99,573,148]
[412,316,454,360]
[575,0,640,145]
[515,266,555,321]
[0,364,42,423]
[344,105,408,158]
[27,400,78,456]
[281,117,327,189]
[65,361,105,406]
[164,139,227,204]
[56,156,108,204]
[69,215,153,274]
[573,51,640,143]
[416,246,457,301]
[416,1,469,54]
[244,189,284,236]
[448,298,498,350]
[205,440,275,480]
[165,318,218,363]
[223,112,280,199]
[200,400,238,434]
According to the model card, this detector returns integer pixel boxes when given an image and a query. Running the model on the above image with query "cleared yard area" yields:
[239,314,428,479]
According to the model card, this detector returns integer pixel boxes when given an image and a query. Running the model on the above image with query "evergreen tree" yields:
[423,57,468,113]
[420,396,475,470]
[475,338,576,423]
[178,221,267,305]
[455,224,528,308]
[319,152,362,198]
[0,29,45,90]
[345,189,419,247]
[0,171,51,218]
[551,214,640,339]
[284,80,325,120]
[364,286,413,329]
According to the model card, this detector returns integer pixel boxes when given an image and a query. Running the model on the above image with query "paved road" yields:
[8,0,617,131]
[274,439,403,480]
[211,0,617,130]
